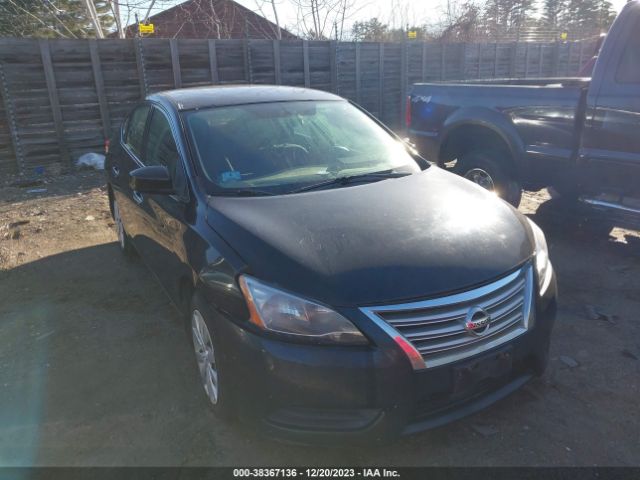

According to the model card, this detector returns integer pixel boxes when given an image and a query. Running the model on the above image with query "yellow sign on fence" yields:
[139,23,154,34]
[407,30,417,39]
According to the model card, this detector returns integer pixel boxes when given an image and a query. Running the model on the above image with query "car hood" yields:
[206,167,534,307]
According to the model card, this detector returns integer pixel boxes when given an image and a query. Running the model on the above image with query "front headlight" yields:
[238,275,368,345]
[527,218,553,294]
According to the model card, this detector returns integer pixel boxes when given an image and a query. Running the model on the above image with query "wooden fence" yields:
[0,37,598,176]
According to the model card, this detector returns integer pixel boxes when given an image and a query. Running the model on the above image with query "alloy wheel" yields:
[464,168,496,191]
[113,201,126,250]
[191,309,219,405]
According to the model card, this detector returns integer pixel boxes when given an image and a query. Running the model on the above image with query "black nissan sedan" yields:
[105,85,557,443]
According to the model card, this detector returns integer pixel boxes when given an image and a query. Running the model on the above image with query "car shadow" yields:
[527,196,640,259]
[0,243,196,465]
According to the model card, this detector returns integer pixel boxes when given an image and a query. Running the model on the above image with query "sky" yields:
[133,0,630,36]
[232,0,630,36]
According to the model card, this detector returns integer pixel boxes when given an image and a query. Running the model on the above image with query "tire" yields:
[189,291,235,420]
[457,150,523,207]
[112,199,137,259]
[549,182,580,203]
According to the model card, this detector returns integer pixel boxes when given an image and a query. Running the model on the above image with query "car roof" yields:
[148,85,344,111]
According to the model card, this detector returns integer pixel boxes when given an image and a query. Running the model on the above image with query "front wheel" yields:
[457,151,522,207]
[189,292,235,420]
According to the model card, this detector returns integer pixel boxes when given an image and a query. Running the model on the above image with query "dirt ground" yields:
[0,171,638,466]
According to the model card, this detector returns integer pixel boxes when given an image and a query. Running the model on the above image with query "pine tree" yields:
[482,0,536,40]
[0,0,114,38]
[568,0,600,31]
[483,0,509,40]
[351,18,388,42]
[509,0,535,37]
[596,0,617,31]
[542,0,567,29]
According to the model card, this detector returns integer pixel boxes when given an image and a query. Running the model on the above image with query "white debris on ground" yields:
[76,152,105,170]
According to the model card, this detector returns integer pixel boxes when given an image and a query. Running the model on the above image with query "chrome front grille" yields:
[361,264,534,368]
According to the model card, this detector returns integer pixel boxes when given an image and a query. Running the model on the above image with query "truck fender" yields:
[440,107,527,177]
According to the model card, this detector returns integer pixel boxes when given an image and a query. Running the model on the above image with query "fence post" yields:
[460,43,467,79]
[567,42,573,75]
[477,43,482,78]
[330,41,338,93]
[208,40,219,84]
[89,39,111,140]
[39,39,70,165]
[400,40,408,127]
[524,43,530,78]
[170,39,182,88]
[303,40,310,87]
[134,38,148,98]
[553,42,561,77]
[355,42,361,104]
[0,62,24,174]
[538,44,544,76]
[578,41,585,73]
[493,43,498,77]
[243,38,251,83]
[509,42,517,78]
[421,43,427,82]
[378,42,384,118]
[440,43,446,80]
[273,40,281,85]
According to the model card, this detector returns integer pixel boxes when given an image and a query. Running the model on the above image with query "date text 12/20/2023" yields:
[233,469,400,478]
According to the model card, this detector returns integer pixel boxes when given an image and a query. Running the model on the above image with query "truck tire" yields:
[550,182,580,202]
[457,151,523,207]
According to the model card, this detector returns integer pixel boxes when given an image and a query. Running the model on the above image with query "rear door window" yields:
[616,20,640,84]
[124,105,150,159]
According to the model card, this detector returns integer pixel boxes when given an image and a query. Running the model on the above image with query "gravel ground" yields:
[0,171,638,466]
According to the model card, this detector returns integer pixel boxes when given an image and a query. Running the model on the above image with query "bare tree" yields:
[103,0,158,37]
[429,0,482,42]
[109,0,125,38]
[383,0,421,31]
[292,0,360,40]
[80,0,105,37]
[269,0,282,39]
[253,0,282,39]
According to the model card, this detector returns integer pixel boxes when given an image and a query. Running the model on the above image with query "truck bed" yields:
[414,77,591,88]
[408,80,588,183]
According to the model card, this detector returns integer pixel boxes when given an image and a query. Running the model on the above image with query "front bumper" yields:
[211,270,557,445]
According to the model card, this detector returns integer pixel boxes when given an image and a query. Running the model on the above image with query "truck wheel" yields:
[550,182,579,202]
[457,151,522,207]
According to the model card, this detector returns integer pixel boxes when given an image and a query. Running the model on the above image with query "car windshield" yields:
[184,100,420,194]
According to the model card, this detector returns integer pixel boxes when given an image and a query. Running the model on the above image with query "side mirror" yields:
[129,165,174,195]
[401,138,431,170]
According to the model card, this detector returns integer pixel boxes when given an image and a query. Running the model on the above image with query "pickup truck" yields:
[407,0,640,227]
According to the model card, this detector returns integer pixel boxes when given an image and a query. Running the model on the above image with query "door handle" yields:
[111,165,120,178]
[132,191,144,205]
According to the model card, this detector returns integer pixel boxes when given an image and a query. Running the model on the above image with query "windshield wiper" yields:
[289,170,411,194]
[211,188,276,197]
